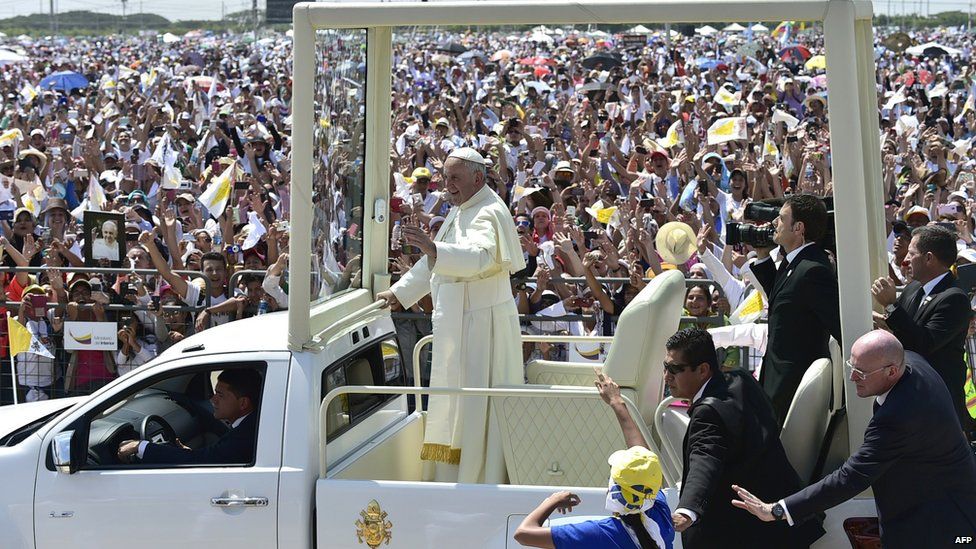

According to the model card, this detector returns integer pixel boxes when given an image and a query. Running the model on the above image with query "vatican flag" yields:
[19,83,38,103]
[0,129,23,148]
[762,132,779,161]
[657,120,684,149]
[8,315,54,359]
[87,175,108,211]
[198,162,236,217]
[706,117,747,145]
[714,86,741,112]
[771,109,800,130]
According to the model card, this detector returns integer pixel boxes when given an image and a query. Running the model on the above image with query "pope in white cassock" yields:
[376,148,525,483]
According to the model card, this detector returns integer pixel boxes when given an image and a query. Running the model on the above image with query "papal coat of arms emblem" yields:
[355,499,393,548]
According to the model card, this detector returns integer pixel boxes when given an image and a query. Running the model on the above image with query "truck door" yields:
[33,354,289,549]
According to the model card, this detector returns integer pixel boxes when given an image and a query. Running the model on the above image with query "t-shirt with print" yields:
[182,280,230,327]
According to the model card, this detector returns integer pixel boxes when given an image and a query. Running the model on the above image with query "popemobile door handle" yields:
[210,496,269,507]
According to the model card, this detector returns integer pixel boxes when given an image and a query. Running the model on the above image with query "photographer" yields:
[742,194,841,423]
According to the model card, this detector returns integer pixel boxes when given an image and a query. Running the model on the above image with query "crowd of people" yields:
[384,22,976,422]
[0,32,293,403]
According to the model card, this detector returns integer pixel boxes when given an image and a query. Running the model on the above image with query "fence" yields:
[0,266,211,406]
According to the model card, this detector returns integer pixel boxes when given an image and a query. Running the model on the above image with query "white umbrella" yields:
[723,23,747,32]
[905,41,963,56]
[0,49,27,66]
[161,33,180,44]
[627,24,653,34]
[750,23,769,33]
[696,25,719,36]
[528,32,555,44]
[525,81,553,94]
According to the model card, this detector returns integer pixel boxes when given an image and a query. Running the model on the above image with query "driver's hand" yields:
[117,439,141,463]
[175,438,190,450]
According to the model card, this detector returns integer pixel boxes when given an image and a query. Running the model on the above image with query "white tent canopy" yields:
[751,23,769,32]
[723,22,747,32]
[696,25,719,36]
[627,24,653,34]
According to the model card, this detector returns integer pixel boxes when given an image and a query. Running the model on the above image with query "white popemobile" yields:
[0,1,887,547]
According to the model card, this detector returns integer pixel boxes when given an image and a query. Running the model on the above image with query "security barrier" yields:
[0,266,211,406]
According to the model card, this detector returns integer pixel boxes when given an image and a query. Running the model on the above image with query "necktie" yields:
[905,287,925,317]
[872,400,880,415]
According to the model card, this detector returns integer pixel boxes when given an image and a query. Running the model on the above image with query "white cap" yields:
[447,147,490,166]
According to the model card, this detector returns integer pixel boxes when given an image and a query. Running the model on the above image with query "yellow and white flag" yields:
[762,132,779,160]
[160,164,183,190]
[771,109,800,130]
[198,162,237,216]
[0,128,23,148]
[19,83,38,103]
[7,315,54,359]
[730,289,765,324]
[20,192,40,217]
[706,117,747,145]
[714,86,741,111]
[657,120,684,149]
[99,101,119,119]
[87,175,108,211]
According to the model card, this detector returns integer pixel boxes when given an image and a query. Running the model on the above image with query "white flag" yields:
[241,211,267,250]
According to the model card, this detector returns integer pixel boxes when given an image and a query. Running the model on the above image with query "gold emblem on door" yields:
[355,499,392,547]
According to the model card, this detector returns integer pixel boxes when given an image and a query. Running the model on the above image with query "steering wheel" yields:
[139,414,178,446]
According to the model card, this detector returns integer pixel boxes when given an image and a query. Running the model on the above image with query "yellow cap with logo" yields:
[607,446,663,511]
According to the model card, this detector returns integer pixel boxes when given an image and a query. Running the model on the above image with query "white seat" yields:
[491,384,646,487]
[780,358,833,484]
[524,270,686,423]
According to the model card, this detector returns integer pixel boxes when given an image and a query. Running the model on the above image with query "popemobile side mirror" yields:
[52,430,77,474]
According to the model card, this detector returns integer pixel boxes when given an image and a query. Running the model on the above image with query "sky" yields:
[0,0,971,23]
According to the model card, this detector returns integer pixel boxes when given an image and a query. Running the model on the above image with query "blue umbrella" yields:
[39,70,89,92]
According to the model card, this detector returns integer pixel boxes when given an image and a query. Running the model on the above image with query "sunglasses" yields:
[663,361,697,375]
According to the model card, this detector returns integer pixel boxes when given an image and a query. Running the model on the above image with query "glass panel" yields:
[311,29,367,302]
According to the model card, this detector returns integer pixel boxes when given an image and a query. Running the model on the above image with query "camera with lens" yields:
[726,222,775,248]
[726,201,780,247]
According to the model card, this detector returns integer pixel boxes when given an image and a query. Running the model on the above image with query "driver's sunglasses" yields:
[663,361,696,375]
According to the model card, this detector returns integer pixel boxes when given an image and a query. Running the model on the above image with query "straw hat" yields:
[655,221,697,265]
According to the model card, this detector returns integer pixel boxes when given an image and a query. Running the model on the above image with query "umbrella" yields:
[39,71,88,92]
[581,52,622,70]
[186,75,226,92]
[778,44,812,61]
[898,70,933,87]
[696,58,728,71]
[804,55,826,71]
[810,74,828,89]
[883,32,914,53]
[528,32,555,44]
[525,81,553,94]
[457,50,486,63]
[431,54,453,65]
[905,42,962,57]
[490,49,513,62]
[437,42,468,55]
[518,56,555,66]
[175,64,202,74]
[696,25,719,36]
[533,67,551,78]
[0,49,27,66]
[723,23,747,32]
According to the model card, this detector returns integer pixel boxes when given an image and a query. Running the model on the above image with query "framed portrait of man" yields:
[83,210,125,267]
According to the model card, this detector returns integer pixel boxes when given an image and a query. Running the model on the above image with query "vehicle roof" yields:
[158,311,291,360]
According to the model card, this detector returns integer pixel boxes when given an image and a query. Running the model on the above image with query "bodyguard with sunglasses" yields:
[664,328,823,549]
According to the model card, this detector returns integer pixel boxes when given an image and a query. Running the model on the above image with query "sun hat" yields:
[656,221,698,265]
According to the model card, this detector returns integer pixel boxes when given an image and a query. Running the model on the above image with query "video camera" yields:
[726,201,781,248]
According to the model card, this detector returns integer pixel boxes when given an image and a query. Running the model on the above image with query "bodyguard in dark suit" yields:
[117,368,262,465]
[748,195,842,422]
[733,331,976,549]
[665,328,823,549]
[871,224,974,436]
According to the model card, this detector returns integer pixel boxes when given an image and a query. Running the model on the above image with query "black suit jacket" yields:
[885,273,974,433]
[784,354,976,549]
[142,413,257,465]
[752,244,842,422]
[679,371,824,549]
